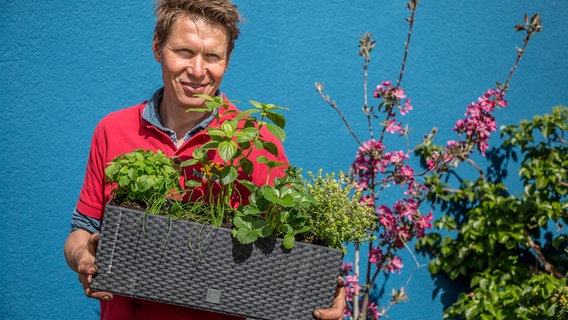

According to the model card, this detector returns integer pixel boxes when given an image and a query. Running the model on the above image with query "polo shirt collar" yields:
[142,87,219,144]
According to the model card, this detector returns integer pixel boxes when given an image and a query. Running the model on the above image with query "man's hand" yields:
[313,277,346,320]
[68,232,113,301]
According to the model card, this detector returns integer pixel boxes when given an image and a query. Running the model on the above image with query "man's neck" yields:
[158,101,211,142]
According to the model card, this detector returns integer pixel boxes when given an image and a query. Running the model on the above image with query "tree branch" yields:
[526,230,564,279]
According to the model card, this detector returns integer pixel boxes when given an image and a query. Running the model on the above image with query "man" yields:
[63,0,345,319]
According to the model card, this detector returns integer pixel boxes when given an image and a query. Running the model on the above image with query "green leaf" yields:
[192,148,206,161]
[248,100,263,109]
[222,120,237,134]
[181,158,199,167]
[535,175,548,189]
[294,225,311,235]
[262,141,279,157]
[240,158,254,176]
[185,179,202,188]
[118,175,130,187]
[138,175,153,191]
[218,140,237,162]
[220,166,238,185]
[105,164,118,177]
[232,216,270,245]
[266,123,286,142]
[256,155,270,164]
[256,156,287,170]
[260,186,279,203]
[207,128,226,137]
[282,233,295,249]
[236,128,259,144]
[232,216,257,244]
[238,179,258,192]
[266,111,286,129]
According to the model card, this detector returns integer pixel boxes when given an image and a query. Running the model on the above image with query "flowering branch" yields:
[316,3,541,319]
[397,0,419,88]
[501,13,542,92]
[315,83,364,147]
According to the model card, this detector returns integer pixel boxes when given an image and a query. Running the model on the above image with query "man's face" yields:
[153,16,230,111]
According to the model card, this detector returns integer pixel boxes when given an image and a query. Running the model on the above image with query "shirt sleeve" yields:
[70,208,101,234]
[76,121,108,219]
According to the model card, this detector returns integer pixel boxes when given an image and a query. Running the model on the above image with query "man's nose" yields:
[187,55,205,78]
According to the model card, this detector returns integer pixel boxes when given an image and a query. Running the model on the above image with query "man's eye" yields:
[205,53,221,61]
[177,49,193,55]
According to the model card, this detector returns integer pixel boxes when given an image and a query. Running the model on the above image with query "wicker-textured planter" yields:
[91,204,343,320]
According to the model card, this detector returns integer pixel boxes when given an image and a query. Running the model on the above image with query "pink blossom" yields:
[343,306,353,318]
[373,80,412,116]
[345,274,362,301]
[384,150,408,164]
[377,205,394,229]
[426,150,452,171]
[360,194,375,207]
[369,246,385,266]
[453,88,507,155]
[394,198,418,220]
[342,262,354,274]
[415,211,433,238]
[400,99,413,115]
[385,119,403,134]
[367,302,381,320]
[351,139,386,190]
[386,256,404,273]
[392,88,406,100]
[394,165,415,185]
[405,180,428,198]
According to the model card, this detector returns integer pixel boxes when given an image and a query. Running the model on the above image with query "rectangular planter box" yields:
[91,204,343,320]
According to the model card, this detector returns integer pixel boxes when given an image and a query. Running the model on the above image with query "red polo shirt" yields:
[76,96,288,320]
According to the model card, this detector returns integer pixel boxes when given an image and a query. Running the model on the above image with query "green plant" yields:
[416,106,568,319]
[104,97,376,251]
[303,170,376,253]
[234,167,316,249]
[105,149,182,213]
[181,95,288,226]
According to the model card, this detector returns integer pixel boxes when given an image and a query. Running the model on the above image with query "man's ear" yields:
[152,33,162,63]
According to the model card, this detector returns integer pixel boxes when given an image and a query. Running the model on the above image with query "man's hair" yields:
[154,0,243,52]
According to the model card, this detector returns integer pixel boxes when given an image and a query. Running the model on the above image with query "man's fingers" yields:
[313,305,343,320]
[76,233,100,275]
[87,233,100,255]
[313,277,346,320]
[334,277,345,297]
[86,288,113,301]
[76,258,98,275]
[79,273,113,301]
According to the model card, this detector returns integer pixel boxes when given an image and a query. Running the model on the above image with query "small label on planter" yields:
[205,288,222,304]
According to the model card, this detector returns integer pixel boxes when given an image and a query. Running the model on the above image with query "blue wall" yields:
[1,1,567,319]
